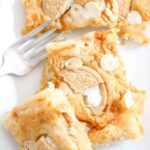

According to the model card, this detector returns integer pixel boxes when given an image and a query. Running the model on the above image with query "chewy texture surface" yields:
[40,30,146,145]
[21,0,150,43]
[3,85,92,150]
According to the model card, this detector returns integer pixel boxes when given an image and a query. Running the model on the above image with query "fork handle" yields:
[0,65,10,77]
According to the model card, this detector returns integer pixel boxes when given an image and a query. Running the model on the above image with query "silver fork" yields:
[0,19,62,77]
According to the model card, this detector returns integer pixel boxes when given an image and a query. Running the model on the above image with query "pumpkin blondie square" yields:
[40,29,146,145]
[3,83,93,150]
[21,0,150,43]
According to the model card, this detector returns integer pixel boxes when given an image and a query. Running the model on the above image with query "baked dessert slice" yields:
[40,30,146,145]
[3,83,92,150]
[21,0,150,44]
[21,0,119,34]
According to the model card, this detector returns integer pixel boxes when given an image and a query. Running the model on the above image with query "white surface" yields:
[0,1,150,150]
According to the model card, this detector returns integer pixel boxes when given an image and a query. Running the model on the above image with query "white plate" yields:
[0,1,150,150]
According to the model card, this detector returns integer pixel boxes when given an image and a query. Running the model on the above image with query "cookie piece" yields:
[40,30,146,144]
[3,83,92,150]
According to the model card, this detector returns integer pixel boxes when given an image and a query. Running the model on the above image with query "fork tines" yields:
[11,19,56,47]
[15,20,63,66]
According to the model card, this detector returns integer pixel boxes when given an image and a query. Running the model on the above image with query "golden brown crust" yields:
[21,0,57,34]
[89,110,144,145]
[118,21,149,44]
[3,87,92,150]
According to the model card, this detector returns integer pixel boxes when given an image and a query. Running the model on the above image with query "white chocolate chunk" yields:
[101,54,119,72]
[83,85,102,108]
[69,2,103,25]
[128,11,142,25]
[70,4,90,24]
[124,90,134,109]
